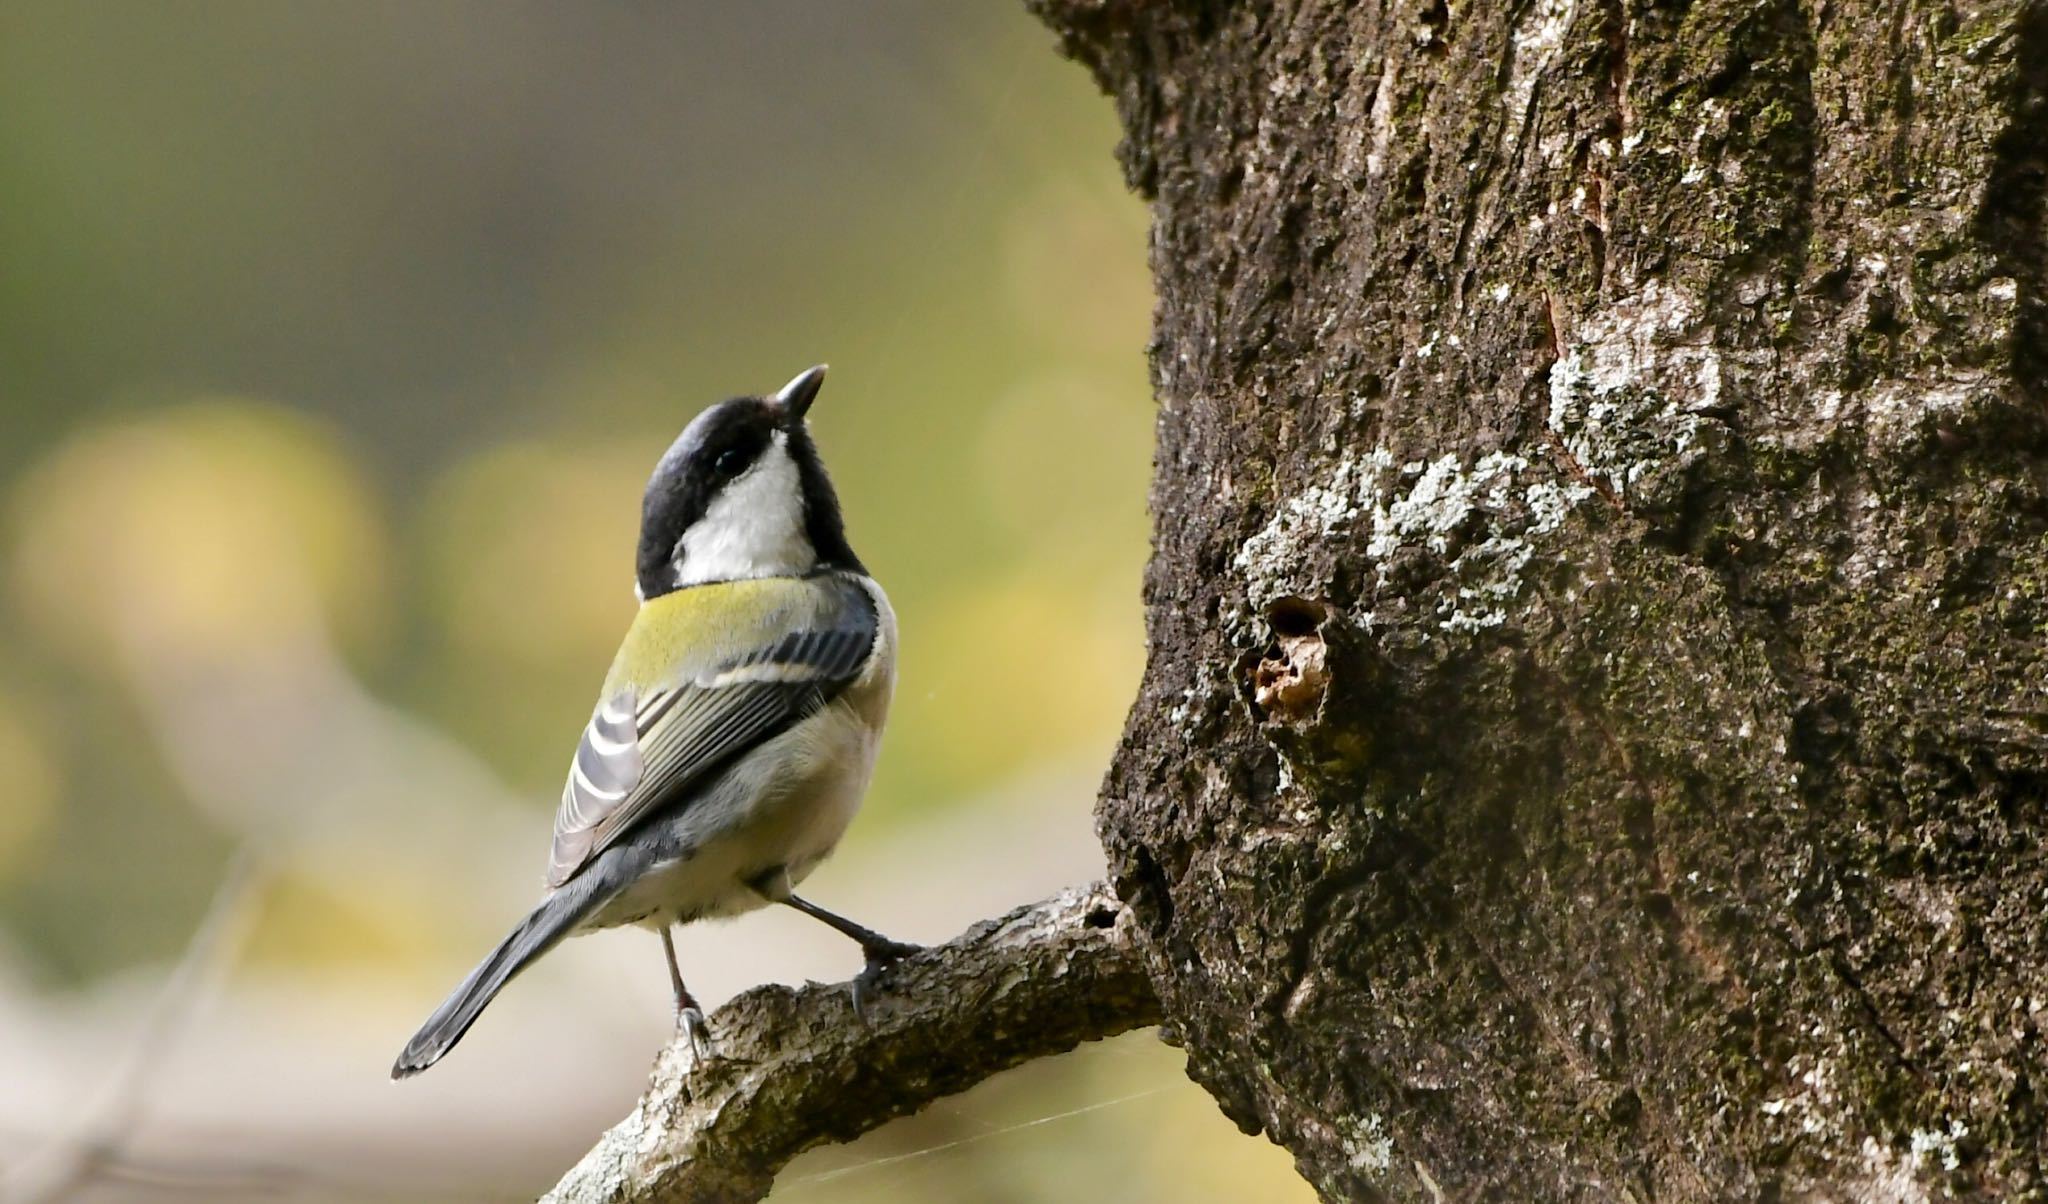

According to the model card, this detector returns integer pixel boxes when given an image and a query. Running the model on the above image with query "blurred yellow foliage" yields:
[9,400,389,673]
[1001,174,1154,357]
[0,687,61,878]
[239,856,446,969]
[418,437,648,673]
[974,372,1153,561]
[903,572,1142,793]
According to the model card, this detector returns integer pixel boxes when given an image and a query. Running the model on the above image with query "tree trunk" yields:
[1030,0,2048,1198]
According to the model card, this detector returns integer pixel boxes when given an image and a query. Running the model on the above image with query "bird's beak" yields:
[772,364,828,423]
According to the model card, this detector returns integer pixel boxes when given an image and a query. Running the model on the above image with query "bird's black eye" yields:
[713,448,748,477]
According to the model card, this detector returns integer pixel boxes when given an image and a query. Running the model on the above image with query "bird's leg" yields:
[660,925,714,1062]
[751,870,920,1023]
[781,892,922,963]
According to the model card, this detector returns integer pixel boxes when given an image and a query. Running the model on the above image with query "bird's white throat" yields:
[671,433,815,586]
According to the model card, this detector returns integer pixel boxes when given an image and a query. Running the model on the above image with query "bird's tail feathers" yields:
[390,876,615,1079]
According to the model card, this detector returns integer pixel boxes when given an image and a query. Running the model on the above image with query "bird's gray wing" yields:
[545,599,877,888]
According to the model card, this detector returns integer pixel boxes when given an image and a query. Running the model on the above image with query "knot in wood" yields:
[1250,596,1332,723]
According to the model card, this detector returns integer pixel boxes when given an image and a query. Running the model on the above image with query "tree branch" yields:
[542,882,1161,1204]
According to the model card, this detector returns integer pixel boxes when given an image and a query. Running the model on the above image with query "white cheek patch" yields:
[672,434,815,586]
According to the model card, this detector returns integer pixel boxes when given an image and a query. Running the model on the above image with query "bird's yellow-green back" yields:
[601,575,851,696]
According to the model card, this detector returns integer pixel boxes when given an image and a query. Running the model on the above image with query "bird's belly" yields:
[583,698,880,931]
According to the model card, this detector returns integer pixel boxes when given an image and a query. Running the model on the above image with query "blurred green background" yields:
[0,4,1314,1201]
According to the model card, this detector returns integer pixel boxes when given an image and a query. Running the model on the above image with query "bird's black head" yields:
[635,366,862,600]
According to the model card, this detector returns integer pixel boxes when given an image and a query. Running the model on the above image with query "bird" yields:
[392,365,915,1079]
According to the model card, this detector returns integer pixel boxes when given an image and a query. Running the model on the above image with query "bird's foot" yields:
[849,938,922,1026]
[677,1005,717,1066]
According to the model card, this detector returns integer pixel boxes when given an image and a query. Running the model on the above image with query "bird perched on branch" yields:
[393,365,914,1078]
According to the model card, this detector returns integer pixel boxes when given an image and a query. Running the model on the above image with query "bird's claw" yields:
[849,939,922,1027]
[677,1005,717,1065]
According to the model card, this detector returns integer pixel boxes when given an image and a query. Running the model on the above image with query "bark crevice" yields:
[1976,2,2048,402]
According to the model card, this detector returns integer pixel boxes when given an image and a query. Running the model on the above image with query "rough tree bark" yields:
[1028,0,2048,1199]
[543,885,1157,1203]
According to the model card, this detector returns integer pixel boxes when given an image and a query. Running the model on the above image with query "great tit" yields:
[393,365,913,1079]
